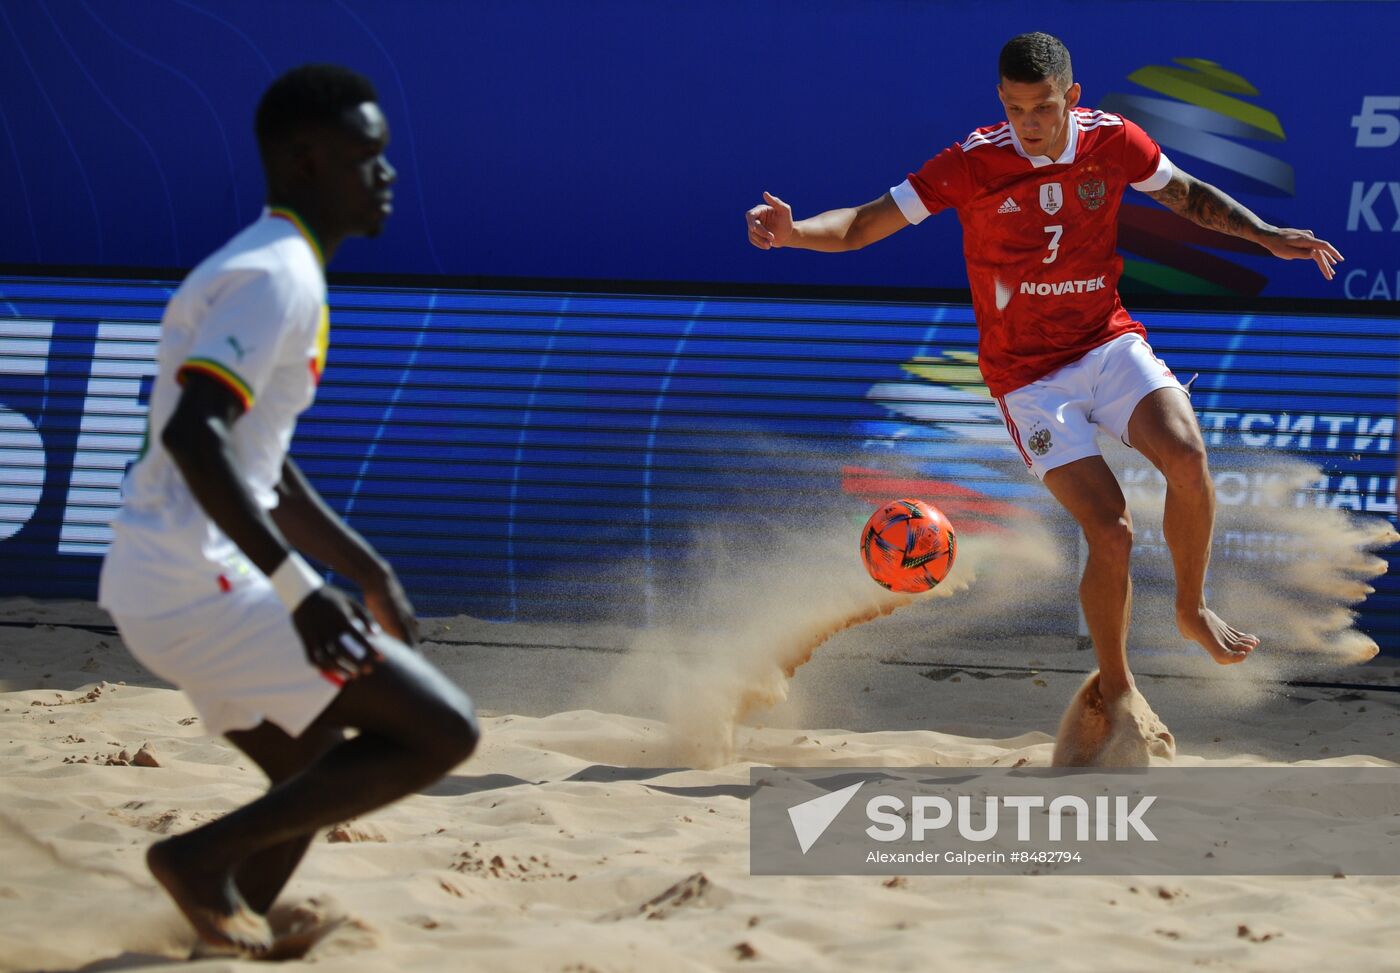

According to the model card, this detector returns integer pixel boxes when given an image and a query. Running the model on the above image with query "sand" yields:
[3,594,1400,973]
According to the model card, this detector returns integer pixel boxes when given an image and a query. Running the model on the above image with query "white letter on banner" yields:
[1117,796,1157,841]
[1096,796,1111,841]
[1355,417,1393,453]
[1331,476,1363,511]
[0,321,53,542]
[1048,795,1090,841]
[866,796,907,841]
[1351,96,1400,148]
[1002,795,1044,841]
[59,321,161,554]
[1365,477,1396,514]
[1275,414,1313,449]
[1319,416,1353,451]
[911,796,952,840]
[957,796,999,841]
[1238,413,1273,447]
[1348,182,1385,231]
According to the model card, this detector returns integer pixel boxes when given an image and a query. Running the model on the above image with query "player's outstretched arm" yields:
[161,374,377,678]
[1145,168,1344,280]
[746,191,910,253]
[273,458,420,645]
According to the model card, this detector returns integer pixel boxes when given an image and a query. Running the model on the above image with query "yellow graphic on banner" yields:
[1127,59,1284,141]
[311,304,329,382]
[901,351,987,396]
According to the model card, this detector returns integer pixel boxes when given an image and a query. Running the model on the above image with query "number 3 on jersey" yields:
[1042,225,1063,265]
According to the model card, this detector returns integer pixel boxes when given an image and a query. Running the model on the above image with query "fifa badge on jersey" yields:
[1078,175,1107,211]
[1039,183,1063,216]
[1028,424,1053,456]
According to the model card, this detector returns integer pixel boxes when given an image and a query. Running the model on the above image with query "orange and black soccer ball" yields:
[858,498,957,593]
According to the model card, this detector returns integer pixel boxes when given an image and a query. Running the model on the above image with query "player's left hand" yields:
[1258,227,1344,280]
[362,567,421,647]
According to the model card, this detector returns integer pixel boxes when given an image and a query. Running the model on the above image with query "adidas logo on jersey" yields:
[997,197,1021,214]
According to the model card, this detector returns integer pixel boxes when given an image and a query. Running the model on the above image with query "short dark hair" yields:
[999,33,1073,90]
[255,64,377,153]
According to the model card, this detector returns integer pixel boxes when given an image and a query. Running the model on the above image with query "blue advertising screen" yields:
[0,0,1397,302]
[1,274,1395,654]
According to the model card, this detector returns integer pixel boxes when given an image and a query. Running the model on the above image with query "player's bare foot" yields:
[1177,606,1258,664]
[148,837,272,956]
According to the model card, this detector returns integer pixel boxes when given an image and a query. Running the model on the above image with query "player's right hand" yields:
[362,567,421,647]
[1257,226,1344,280]
[746,191,793,249]
[291,587,382,681]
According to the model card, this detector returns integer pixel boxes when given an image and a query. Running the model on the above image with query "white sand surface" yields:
[3,595,1400,971]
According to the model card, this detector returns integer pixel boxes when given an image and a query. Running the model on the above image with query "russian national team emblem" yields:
[1039,182,1063,216]
[1077,175,1107,211]
[1028,425,1053,456]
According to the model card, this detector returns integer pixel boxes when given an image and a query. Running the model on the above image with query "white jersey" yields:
[99,208,329,617]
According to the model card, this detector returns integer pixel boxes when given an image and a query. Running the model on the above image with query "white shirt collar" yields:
[1008,111,1079,168]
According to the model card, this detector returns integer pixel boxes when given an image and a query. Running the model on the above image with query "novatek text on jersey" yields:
[1019,276,1109,296]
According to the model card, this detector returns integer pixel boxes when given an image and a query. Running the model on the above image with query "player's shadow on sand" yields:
[424,765,760,800]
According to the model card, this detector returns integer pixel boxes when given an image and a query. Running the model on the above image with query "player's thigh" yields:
[226,721,347,784]
[111,586,341,739]
[312,635,478,755]
[1089,334,1201,468]
[997,382,1099,481]
[1125,386,1206,474]
[1042,454,1131,537]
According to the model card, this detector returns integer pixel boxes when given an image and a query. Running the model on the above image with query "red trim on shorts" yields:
[995,396,1035,469]
[217,574,231,593]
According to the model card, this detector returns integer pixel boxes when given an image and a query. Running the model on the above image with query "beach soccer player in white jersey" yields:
[98,65,478,955]
[745,33,1344,737]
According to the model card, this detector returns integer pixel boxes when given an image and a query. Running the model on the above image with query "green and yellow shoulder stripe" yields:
[176,358,255,410]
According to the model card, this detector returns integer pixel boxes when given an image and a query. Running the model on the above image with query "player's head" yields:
[997,33,1081,158]
[256,64,395,240]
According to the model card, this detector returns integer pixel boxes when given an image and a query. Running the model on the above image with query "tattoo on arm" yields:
[1147,172,1267,241]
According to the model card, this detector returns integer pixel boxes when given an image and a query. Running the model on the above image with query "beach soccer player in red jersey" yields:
[745,32,1343,758]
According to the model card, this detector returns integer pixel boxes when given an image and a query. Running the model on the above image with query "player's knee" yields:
[1085,516,1133,561]
[419,692,479,768]
[441,702,480,766]
[1159,435,1209,487]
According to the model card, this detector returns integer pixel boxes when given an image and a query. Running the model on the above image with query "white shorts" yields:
[110,579,341,738]
[995,333,1187,480]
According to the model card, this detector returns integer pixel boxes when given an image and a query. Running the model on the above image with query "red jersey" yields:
[893,108,1172,397]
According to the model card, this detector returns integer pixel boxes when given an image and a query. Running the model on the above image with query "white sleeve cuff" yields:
[890,179,932,225]
[269,552,325,611]
[1130,151,1175,193]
